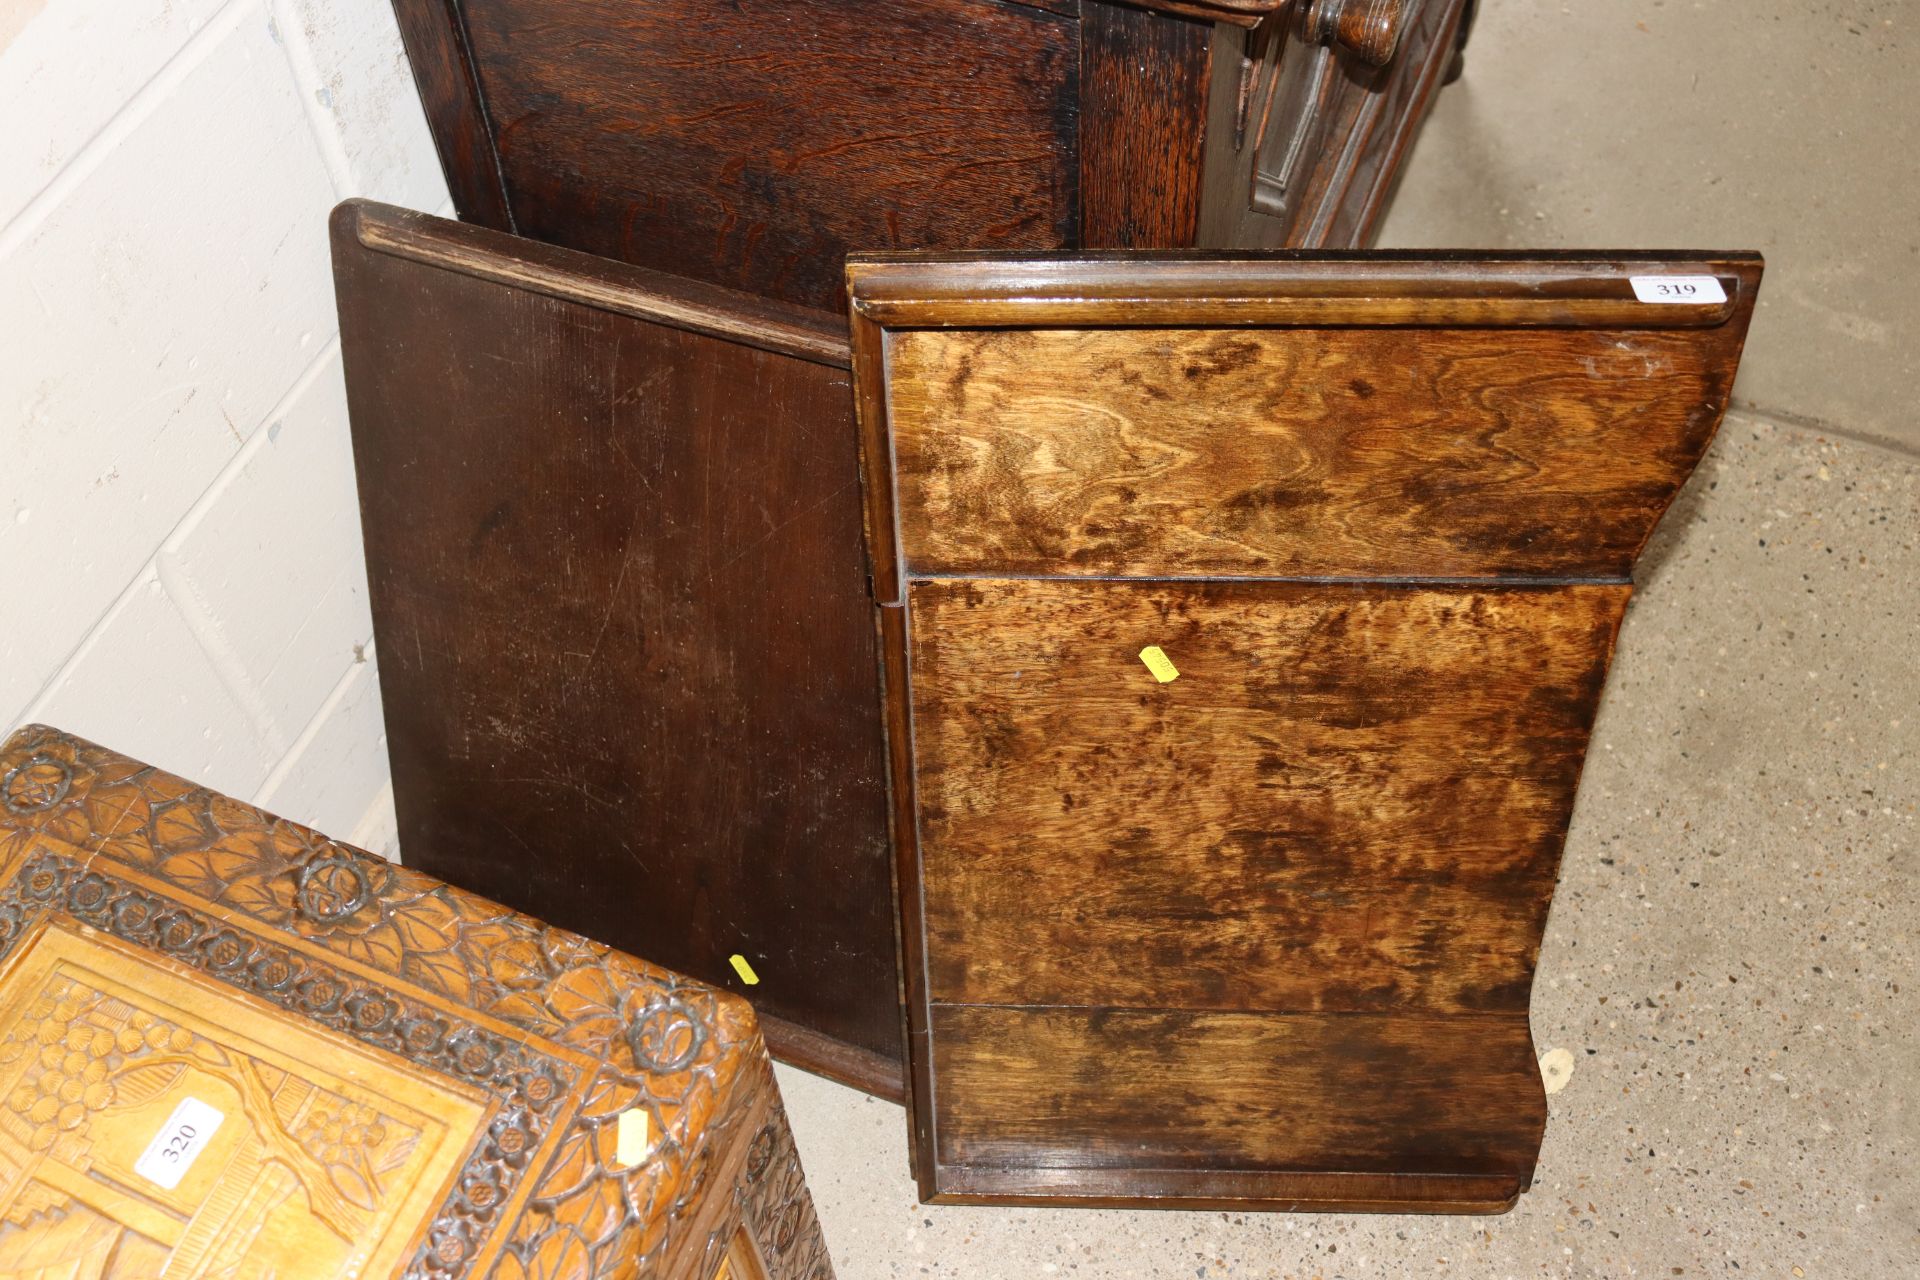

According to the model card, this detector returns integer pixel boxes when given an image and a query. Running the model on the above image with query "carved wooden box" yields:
[331,201,901,1100]
[0,724,833,1278]
[391,0,1468,312]
[848,251,1762,1211]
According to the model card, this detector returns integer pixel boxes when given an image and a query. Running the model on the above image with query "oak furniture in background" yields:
[391,0,1472,311]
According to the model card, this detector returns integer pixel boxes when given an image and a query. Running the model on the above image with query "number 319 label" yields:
[133,1096,225,1190]
[1630,275,1728,305]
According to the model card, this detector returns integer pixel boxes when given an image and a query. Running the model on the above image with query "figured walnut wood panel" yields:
[0,725,834,1279]
[852,252,1762,1209]
[333,205,899,1086]
[907,578,1627,1013]
[881,322,1741,580]
[929,1006,1543,1179]
[457,0,1078,312]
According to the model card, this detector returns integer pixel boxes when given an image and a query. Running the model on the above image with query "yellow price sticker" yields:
[616,1108,651,1166]
[729,953,761,985]
[1138,645,1179,683]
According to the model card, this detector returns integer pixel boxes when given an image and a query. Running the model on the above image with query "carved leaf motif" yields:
[575,1072,640,1122]
[221,874,289,922]
[338,921,404,972]
[98,834,155,868]
[400,947,469,999]
[151,802,212,850]
[543,967,619,1028]
[207,793,260,835]
[327,1159,379,1213]
[390,894,460,953]
[157,846,267,900]
[491,1251,533,1280]
[528,1224,593,1280]
[487,937,549,992]
[83,782,150,838]
[0,832,29,867]
[103,1060,188,1110]
[482,991,556,1032]
[40,806,94,847]
[529,1126,600,1203]
[568,1173,627,1245]
[133,770,195,804]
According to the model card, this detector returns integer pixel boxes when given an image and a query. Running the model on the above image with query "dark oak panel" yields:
[907,577,1627,1013]
[332,202,900,1095]
[461,0,1079,311]
[1078,3,1213,247]
[397,0,1469,315]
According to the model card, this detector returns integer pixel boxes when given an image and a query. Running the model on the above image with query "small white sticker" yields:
[1630,275,1727,305]
[133,1096,225,1190]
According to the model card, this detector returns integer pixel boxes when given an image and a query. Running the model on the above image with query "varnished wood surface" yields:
[850,252,1761,605]
[850,250,1763,1212]
[459,0,1078,311]
[907,578,1627,1013]
[1078,5,1214,248]
[880,322,1741,580]
[333,202,902,1094]
[0,725,834,1278]
[395,0,1464,317]
[930,1007,1543,1176]
[388,0,511,230]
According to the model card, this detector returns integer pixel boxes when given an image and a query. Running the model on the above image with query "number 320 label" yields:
[1630,275,1728,305]
[133,1096,225,1190]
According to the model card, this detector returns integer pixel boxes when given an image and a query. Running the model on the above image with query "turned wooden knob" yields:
[1303,0,1407,67]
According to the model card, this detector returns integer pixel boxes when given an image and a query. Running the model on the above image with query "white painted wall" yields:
[0,0,449,854]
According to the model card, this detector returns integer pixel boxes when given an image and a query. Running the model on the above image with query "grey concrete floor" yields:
[776,5,1920,1275]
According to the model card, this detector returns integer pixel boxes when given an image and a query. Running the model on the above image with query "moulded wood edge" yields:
[760,1012,906,1104]
[920,1165,1530,1214]
[332,200,851,368]
[844,252,1762,330]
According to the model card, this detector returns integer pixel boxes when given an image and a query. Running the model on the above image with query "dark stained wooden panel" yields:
[389,0,512,229]
[930,1006,1543,1180]
[457,0,1079,311]
[907,577,1628,1013]
[881,321,1745,581]
[1078,4,1214,247]
[332,202,900,1095]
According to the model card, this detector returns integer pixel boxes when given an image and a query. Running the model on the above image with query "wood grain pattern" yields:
[1078,5,1214,248]
[930,1007,1543,1179]
[460,0,1078,311]
[849,250,1762,1212]
[882,322,1739,580]
[907,578,1627,1013]
[395,0,1463,320]
[333,202,901,1095]
[0,725,833,1279]
[388,0,512,230]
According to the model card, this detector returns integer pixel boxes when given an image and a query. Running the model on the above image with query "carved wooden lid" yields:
[0,724,765,1278]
